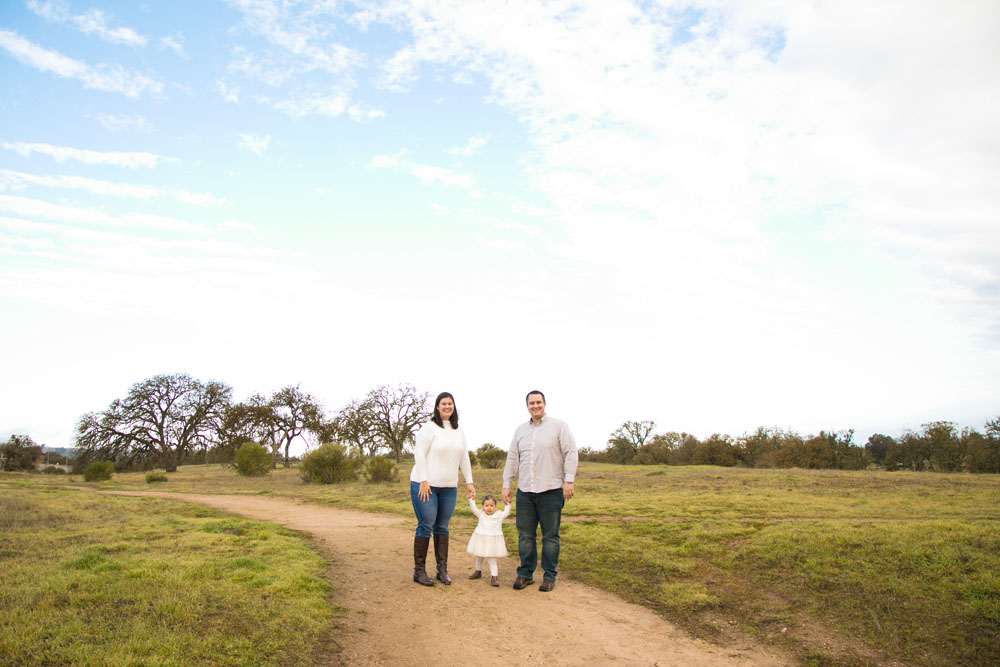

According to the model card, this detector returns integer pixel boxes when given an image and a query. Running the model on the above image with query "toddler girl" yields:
[466,493,512,586]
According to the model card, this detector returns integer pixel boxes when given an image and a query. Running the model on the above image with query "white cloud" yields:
[173,190,227,206]
[237,133,271,156]
[377,45,419,91]
[159,33,187,58]
[0,29,164,98]
[2,141,170,168]
[477,236,526,251]
[226,0,364,76]
[223,1,384,120]
[446,136,486,156]
[0,169,225,207]
[0,215,318,328]
[369,150,481,194]
[74,9,147,47]
[0,169,158,198]
[228,46,297,87]
[91,113,154,133]
[217,80,240,103]
[28,1,148,47]
[0,194,210,234]
[368,0,1000,344]
[271,92,348,117]
[348,105,386,122]
[220,219,256,232]
[264,89,384,121]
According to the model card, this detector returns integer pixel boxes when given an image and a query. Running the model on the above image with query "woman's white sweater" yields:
[409,420,473,487]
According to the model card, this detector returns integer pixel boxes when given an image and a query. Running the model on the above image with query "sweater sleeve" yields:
[499,502,512,520]
[458,428,473,485]
[412,424,433,483]
[468,497,482,518]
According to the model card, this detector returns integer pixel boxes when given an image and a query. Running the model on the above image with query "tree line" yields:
[7,374,998,476]
[584,417,1000,473]
[72,373,432,473]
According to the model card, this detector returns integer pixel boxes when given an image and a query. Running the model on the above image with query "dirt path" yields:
[104,491,791,667]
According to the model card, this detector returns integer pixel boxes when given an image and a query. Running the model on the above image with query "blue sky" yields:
[2,0,998,455]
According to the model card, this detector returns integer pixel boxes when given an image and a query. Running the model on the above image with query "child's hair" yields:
[482,494,497,504]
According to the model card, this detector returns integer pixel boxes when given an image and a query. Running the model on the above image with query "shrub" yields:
[83,461,115,482]
[145,472,168,483]
[476,443,506,469]
[467,451,478,467]
[41,466,67,475]
[300,443,358,484]
[1,435,42,471]
[234,443,272,477]
[364,456,397,483]
[691,435,738,467]
[963,429,1000,473]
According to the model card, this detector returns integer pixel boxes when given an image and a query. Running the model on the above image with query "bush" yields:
[300,443,358,484]
[234,443,272,477]
[364,456,398,483]
[83,461,115,482]
[691,435,738,467]
[467,450,478,467]
[476,443,507,469]
[145,472,168,483]
[41,466,67,475]
[1,435,42,471]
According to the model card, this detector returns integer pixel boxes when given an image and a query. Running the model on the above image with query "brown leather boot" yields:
[413,536,433,586]
[469,570,482,579]
[433,533,451,585]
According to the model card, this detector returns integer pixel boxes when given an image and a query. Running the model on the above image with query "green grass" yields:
[0,486,335,666]
[562,466,1000,666]
[3,463,998,665]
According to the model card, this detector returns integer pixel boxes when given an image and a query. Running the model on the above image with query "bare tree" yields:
[606,420,657,464]
[364,384,431,463]
[75,373,232,472]
[219,393,279,463]
[334,385,430,462]
[334,398,382,457]
[270,385,325,467]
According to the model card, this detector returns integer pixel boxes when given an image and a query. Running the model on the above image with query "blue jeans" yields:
[515,488,565,581]
[410,482,458,538]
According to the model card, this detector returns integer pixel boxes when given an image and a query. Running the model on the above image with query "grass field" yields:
[2,463,998,666]
[0,485,335,666]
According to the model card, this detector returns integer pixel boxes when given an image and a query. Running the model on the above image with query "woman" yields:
[410,391,475,586]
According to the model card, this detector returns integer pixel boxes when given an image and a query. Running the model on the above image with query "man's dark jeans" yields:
[515,488,564,581]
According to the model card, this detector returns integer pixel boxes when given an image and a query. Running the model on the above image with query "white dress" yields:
[466,499,512,558]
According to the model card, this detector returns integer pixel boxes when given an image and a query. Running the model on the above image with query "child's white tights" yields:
[474,556,498,576]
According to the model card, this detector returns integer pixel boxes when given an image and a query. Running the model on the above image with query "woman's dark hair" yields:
[431,391,459,428]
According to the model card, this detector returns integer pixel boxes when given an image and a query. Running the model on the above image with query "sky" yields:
[2,0,999,457]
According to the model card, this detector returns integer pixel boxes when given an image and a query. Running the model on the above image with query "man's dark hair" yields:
[525,390,546,404]
[432,391,459,428]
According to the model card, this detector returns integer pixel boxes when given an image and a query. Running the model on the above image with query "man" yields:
[502,390,579,592]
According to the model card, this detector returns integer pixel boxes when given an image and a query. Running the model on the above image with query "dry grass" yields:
[4,462,998,665]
